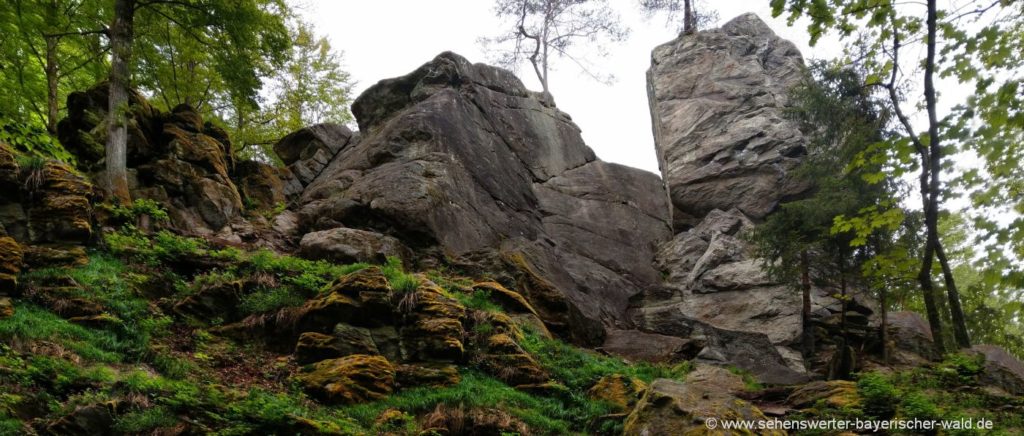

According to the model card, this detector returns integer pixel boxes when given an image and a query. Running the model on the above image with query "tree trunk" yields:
[106,0,135,204]
[800,250,815,356]
[44,0,59,134]
[880,285,889,365]
[921,0,968,352]
[683,0,696,34]
[936,242,971,348]
[44,36,59,134]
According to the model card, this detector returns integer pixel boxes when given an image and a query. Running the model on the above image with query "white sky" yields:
[299,0,843,174]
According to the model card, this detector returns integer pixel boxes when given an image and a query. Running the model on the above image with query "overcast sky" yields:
[299,0,845,175]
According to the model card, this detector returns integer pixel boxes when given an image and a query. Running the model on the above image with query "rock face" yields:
[0,142,94,270]
[623,365,783,435]
[629,13,877,381]
[647,13,807,227]
[296,52,672,344]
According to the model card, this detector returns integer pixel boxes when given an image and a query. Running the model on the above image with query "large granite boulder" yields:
[971,344,1024,396]
[647,12,808,227]
[298,52,672,344]
[630,14,878,378]
[623,365,784,435]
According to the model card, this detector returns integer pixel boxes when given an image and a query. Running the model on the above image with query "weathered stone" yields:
[298,52,672,343]
[623,365,784,436]
[471,281,538,315]
[173,280,245,323]
[887,311,938,362]
[45,400,125,435]
[601,329,704,363]
[293,326,379,365]
[0,297,13,319]
[298,227,411,265]
[648,13,808,224]
[22,244,88,269]
[26,161,93,244]
[274,123,354,186]
[972,344,1024,396]
[0,236,23,294]
[295,354,395,405]
[787,380,860,409]
[395,362,460,388]
[56,82,270,234]
[0,142,18,191]
[588,374,647,412]
[475,333,548,386]
[234,159,296,210]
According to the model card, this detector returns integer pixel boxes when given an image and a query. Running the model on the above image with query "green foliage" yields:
[519,330,689,391]
[0,117,73,163]
[936,352,985,386]
[341,371,574,434]
[857,372,898,419]
[114,406,179,433]
[0,303,124,363]
[455,288,505,313]
[103,198,171,224]
[380,256,420,293]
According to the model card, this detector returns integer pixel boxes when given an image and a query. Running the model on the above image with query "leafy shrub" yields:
[936,352,985,386]
[857,372,899,419]
[0,117,74,163]
[103,198,170,225]
[899,392,941,421]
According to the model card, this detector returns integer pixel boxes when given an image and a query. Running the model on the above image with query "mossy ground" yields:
[2,227,1020,435]
[0,229,691,435]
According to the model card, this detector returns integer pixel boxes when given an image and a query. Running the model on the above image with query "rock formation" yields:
[57,83,300,236]
[636,13,875,378]
[297,52,672,345]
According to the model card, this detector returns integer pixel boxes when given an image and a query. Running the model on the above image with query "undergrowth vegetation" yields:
[791,353,1024,435]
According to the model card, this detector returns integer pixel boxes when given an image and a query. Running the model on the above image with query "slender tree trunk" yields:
[921,0,969,351]
[936,243,971,348]
[44,0,59,134]
[800,250,815,356]
[45,36,59,134]
[106,0,135,203]
[880,285,889,365]
[683,0,696,34]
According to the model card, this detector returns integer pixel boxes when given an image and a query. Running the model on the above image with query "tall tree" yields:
[749,62,903,372]
[225,17,354,163]
[768,0,1006,354]
[97,0,290,202]
[106,0,134,203]
[481,0,629,95]
[638,0,718,34]
[0,0,108,134]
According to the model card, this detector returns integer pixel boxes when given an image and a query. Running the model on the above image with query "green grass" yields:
[341,371,577,434]
[519,330,691,391]
[0,304,125,363]
[380,256,419,293]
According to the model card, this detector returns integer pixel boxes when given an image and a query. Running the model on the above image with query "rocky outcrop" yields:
[274,123,355,186]
[647,13,807,227]
[630,13,879,380]
[57,84,298,234]
[972,344,1024,396]
[0,142,94,269]
[623,365,784,435]
[296,52,672,344]
[298,227,411,265]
